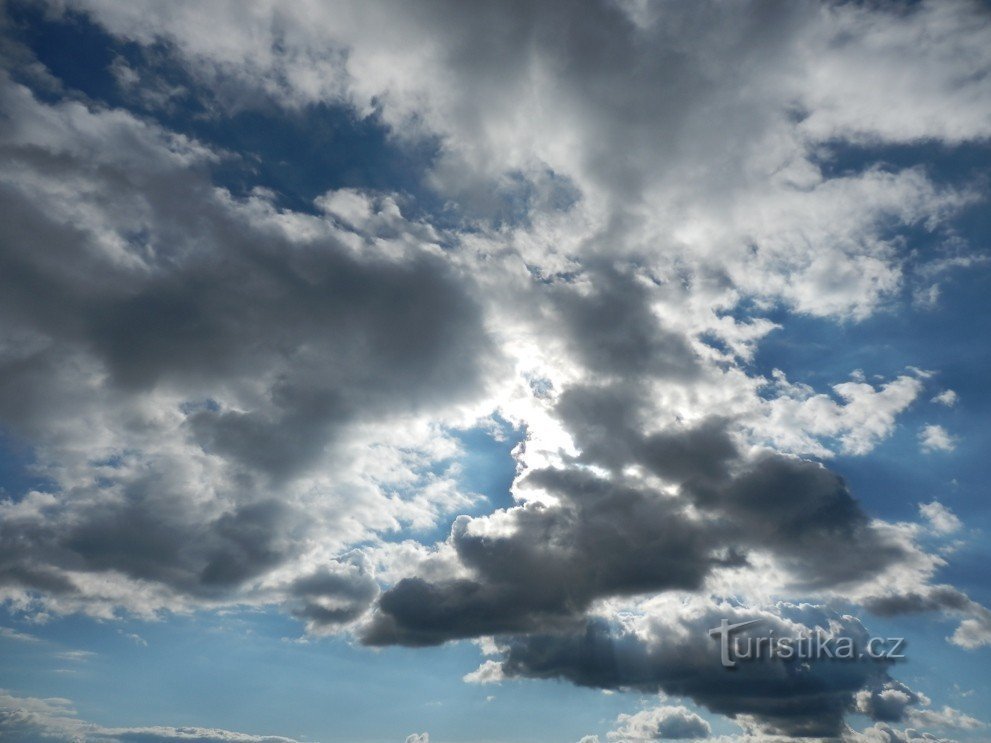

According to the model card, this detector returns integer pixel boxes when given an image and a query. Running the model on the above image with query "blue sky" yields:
[1,2,991,742]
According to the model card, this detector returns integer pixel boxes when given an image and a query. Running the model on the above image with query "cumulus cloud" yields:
[855,682,930,723]
[0,68,499,618]
[754,371,924,457]
[1,0,990,739]
[919,502,962,536]
[931,390,958,407]
[490,600,903,738]
[918,425,958,453]
[360,423,934,650]
[608,704,712,741]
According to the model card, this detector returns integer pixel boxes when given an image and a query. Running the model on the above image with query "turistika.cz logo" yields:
[707,618,907,669]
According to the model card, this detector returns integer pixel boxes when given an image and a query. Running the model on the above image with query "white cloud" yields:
[950,616,991,649]
[932,390,959,407]
[753,370,924,456]
[463,660,505,685]
[608,704,711,741]
[919,501,962,535]
[919,424,958,453]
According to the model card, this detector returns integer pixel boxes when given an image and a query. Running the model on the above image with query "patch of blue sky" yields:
[813,139,991,187]
[0,605,639,743]
[384,417,524,546]
[0,430,55,503]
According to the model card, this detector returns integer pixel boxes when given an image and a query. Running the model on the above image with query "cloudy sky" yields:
[1,1,990,741]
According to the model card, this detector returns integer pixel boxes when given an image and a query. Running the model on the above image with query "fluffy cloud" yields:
[1,0,990,739]
[919,502,962,536]
[931,390,958,407]
[855,682,930,723]
[0,70,499,618]
[753,371,924,457]
[360,440,930,647]
[608,704,712,741]
[918,425,958,453]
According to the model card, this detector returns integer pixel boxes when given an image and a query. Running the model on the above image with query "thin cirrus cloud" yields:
[0,689,305,743]
[0,0,989,741]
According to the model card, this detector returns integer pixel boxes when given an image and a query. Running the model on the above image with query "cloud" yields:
[1,1,990,739]
[0,691,306,743]
[463,659,505,685]
[948,617,991,650]
[490,601,898,738]
[848,699,986,743]
[361,430,929,648]
[861,585,991,650]
[0,69,500,618]
[0,626,41,642]
[286,561,380,633]
[59,0,986,321]
[918,425,958,453]
[855,682,929,723]
[931,390,958,407]
[117,630,148,647]
[608,704,711,741]
[847,723,958,743]
[919,502,962,536]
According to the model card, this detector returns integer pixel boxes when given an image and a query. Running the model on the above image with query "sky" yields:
[0,1,990,742]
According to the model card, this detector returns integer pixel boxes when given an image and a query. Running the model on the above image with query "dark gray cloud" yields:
[494,606,895,739]
[288,562,380,629]
[609,704,712,741]
[362,467,728,645]
[561,381,914,588]
[855,681,927,724]
[554,384,736,479]
[0,70,497,607]
[548,266,701,381]
[651,714,709,740]
[360,400,922,734]
[2,1,989,739]
[363,411,914,647]
[862,586,973,617]
[862,585,991,650]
